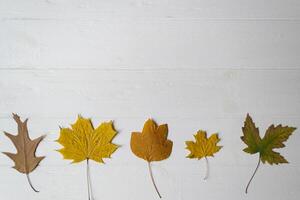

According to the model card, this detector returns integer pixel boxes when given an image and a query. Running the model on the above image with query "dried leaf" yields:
[3,113,45,192]
[241,114,296,164]
[56,115,118,199]
[57,115,118,163]
[241,114,296,193]
[186,130,222,159]
[185,130,222,180]
[130,119,173,198]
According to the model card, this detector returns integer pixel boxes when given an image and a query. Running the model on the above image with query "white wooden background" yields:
[0,0,299,200]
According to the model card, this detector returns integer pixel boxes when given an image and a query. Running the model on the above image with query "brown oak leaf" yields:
[3,113,45,192]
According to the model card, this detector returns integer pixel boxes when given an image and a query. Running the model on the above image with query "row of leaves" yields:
[2,113,296,199]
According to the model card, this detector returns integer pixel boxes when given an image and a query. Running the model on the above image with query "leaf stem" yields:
[26,173,39,193]
[147,162,162,198]
[245,156,261,194]
[203,156,209,180]
[86,159,94,200]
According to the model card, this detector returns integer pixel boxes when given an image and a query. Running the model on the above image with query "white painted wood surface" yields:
[0,1,299,200]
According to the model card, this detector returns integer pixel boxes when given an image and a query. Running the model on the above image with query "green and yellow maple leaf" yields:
[241,114,296,164]
[185,130,222,179]
[241,114,296,193]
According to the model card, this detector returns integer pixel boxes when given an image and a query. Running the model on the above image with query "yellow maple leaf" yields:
[56,115,118,199]
[186,130,222,159]
[57,115,118,163]
[185,130,222,179]
[130,119,173,198]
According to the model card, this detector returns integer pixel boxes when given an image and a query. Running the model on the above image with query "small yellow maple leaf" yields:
[56,115,118,163]
[185,130,222,159]
[185,130,222,180]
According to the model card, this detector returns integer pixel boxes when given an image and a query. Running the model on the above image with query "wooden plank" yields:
[0,69,299,118]
[0,20,299,69]
[1,0,300,20]
[0,164,298,200]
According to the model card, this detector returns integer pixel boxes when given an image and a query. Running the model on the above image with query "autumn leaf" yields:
[186,130,222,159]
[3,113,45,192]
[130,119,173,198]
[185,130,222,180]
[56,115,118,200]
[241,114,296,193]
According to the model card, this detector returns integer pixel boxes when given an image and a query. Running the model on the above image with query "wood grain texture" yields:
[0,20,299,69]
[1,0,300,19]
[0,0,299,200]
